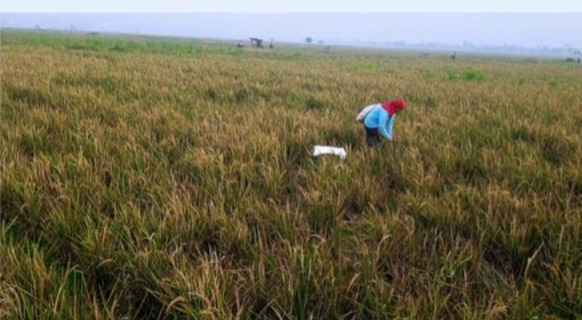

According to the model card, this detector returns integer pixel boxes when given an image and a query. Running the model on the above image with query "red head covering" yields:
[381,99,406,117]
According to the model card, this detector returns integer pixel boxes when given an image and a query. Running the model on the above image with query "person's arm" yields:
[377,111,392,140]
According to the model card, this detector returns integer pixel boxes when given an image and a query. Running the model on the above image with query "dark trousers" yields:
[364,126,380,147]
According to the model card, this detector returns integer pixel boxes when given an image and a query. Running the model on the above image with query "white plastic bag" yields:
[356,104,379,122]
[312,145,347,160]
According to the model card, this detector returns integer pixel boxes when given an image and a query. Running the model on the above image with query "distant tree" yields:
[318,40,324,45]
[305,37,313,44]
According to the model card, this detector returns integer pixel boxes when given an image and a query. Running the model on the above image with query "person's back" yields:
[363,106,387,129]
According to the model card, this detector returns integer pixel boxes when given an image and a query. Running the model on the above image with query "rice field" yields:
[1,30,581,319]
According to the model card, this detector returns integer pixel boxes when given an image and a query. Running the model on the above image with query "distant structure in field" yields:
[250,37,263,48]
[237,41,244,48]
[565,45,581,63]
[450,51,457,60]
[269,39,274,49]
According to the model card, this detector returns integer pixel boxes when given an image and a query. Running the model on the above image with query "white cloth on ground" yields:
[312,145,347,160]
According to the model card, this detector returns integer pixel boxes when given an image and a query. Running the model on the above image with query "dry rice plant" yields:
[1,31,581,319]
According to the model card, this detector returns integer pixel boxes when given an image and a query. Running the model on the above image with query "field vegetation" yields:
[1,31,581,319]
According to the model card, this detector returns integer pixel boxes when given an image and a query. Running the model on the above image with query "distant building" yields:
[250,38,263,48]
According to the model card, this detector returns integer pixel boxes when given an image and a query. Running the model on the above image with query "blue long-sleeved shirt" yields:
[363,105,396,140]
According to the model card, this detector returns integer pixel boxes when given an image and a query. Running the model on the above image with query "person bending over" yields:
[362,99,405,147]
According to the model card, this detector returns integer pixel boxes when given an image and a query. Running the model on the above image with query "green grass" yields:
[1,30,581,319]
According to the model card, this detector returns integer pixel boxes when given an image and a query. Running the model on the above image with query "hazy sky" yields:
[3,13,581,48]
[3,0,582,13]
[3,1,582,48]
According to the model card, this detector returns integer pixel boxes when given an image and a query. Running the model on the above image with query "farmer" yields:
[362,99,406,147]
